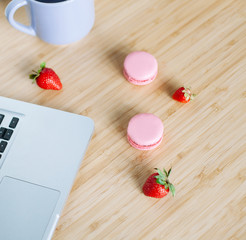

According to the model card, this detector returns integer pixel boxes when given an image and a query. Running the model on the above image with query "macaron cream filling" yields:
[127,134,163,150]
[123,69,157,84]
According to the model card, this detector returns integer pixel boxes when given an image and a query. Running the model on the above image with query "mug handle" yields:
[5,0,36,36]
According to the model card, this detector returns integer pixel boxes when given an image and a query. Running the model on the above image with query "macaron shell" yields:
[123,51,158,83]
[127,113,164,148]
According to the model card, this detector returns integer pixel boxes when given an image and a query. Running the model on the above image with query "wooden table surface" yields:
[0,0,246,239]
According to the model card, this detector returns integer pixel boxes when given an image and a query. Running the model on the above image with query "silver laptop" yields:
[0,96,94,240]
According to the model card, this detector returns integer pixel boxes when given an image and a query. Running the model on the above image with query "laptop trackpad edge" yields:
[0,177,60,240]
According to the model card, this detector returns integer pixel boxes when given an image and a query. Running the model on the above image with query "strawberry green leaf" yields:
[156,178,165,185]
[154,175,161,181]
[184,92,189,100]
[40,62,46,69]
[155,168,165,178]
[29,74,36,79]
[167,168,172,177]
[164,183,169,190]
[169,183,175,197]
[163,168,168,178]
[29,74,38,83]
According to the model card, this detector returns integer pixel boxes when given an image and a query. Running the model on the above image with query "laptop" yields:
[0,96,94,240]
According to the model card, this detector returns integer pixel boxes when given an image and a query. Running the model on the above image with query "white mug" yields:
[5,0,95,45]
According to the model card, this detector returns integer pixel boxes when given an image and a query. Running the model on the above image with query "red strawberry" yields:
[173,86,196,103]
[143,168,175,198]
[30,62,62,90]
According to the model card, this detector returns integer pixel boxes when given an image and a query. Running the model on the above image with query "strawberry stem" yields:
[29,62,46,82]
[182,87,196,101]
[154,168,175,197]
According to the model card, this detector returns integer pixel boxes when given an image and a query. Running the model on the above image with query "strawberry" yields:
[30,62,62,90]
[172,86,196,103]
[143,168,175,198]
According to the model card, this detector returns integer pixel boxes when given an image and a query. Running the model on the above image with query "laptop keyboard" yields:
[0,110,22,168]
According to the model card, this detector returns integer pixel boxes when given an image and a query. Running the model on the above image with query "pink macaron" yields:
[123,51,158,85]
[127,113,164,150]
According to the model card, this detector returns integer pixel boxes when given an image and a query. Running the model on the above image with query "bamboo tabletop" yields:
[0,0,246,239]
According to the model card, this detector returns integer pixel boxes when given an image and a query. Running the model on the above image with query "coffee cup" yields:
[5,0,95,45]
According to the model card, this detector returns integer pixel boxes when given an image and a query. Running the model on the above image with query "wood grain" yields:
[0,0,245,239]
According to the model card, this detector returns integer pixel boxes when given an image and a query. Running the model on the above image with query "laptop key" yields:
[0,128,7,138]
[9,117,19,129]
[3,129,13,141]
[0,114,4,125]
[0,141,7,153]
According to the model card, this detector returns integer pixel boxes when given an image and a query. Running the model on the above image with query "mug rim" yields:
[29,0,73,5]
